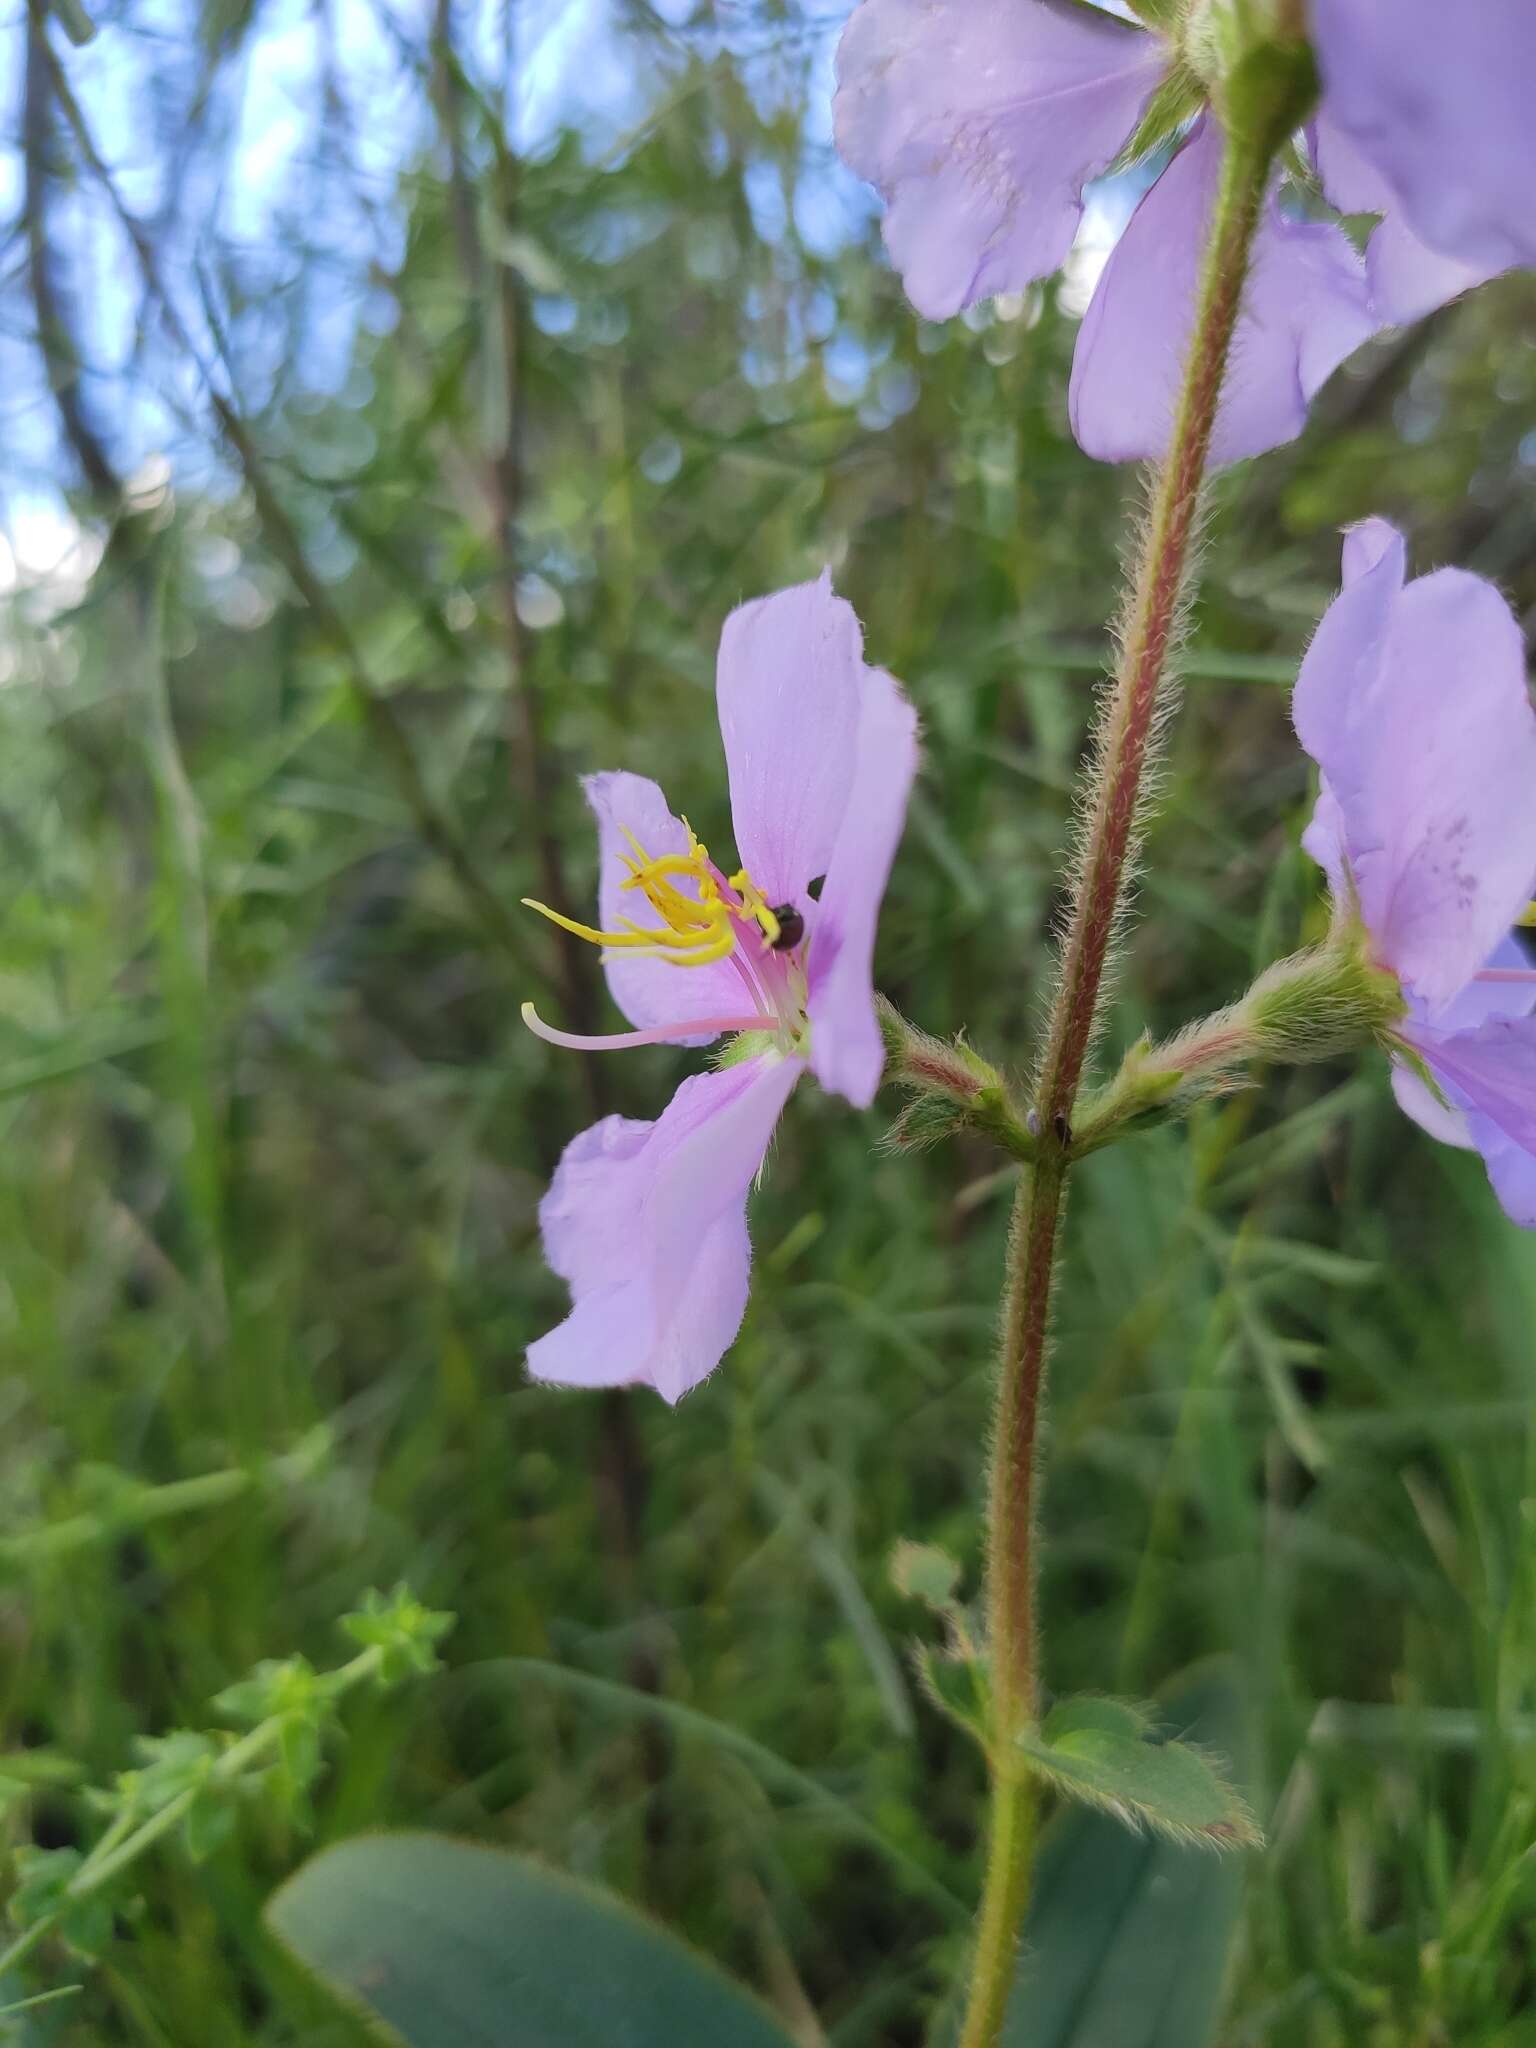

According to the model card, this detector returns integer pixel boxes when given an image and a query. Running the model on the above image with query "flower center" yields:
[1520,902,1536,930]
[523,822,792,970]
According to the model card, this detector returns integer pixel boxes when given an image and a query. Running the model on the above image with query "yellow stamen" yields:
[521,899,714,954]
[522,819,792,970]
[1520,901,1536,930]
[729,868,783,948]
[633,853,708,885]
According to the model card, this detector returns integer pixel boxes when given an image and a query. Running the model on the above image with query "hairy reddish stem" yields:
[958,129,1273,2048]
[1038,153,1268,1131]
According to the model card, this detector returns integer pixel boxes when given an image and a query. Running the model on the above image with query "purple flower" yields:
[522,575,918,1400]
[834,0,1536,463]
[1311,0,1536,324]
[834,0,1166,329]
[1294,519,1536,1227]
[833,0,1374,465]
[1067,112,1374,469]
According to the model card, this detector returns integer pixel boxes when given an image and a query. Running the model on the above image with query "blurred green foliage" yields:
[4,2,1536,2042]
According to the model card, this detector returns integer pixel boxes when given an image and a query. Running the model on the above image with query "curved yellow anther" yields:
[522,822,782,971]
[637,853,711,887]
[521,899,682,952]
[1519,901,1536,930]
[728,868,783,947]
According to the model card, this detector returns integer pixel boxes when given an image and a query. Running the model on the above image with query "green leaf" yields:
[213,1655,330,1728]
[182,1793,236,1865]
[1017,1689,1259,1849]
[273,1717,325,1827]
[890,1541,963,1611]
[1004,1666,1255,2048]
[6,1849,114,1962]
[1038,1696,1155,1744]
[116,1730,219,1817]
[915,1643,990,1751]
[267,1832,801,2048]
[340,1584,454,1684]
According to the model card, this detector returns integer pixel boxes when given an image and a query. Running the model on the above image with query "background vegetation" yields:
[4,1,1536,2040]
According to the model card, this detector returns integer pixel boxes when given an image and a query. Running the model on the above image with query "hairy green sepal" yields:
[714,1029,779,1070]
[1016,1696,1260,1851]
[1115,63,1206,173]
[877,998,1036,1163]
[890,1540,991,1750]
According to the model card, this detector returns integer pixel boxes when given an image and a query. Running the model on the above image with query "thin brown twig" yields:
[32,5,532,973]
[22,11,119,502]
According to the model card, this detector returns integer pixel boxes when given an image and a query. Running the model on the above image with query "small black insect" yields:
[768,903,805,951]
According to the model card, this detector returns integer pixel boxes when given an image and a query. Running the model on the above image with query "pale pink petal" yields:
[528,1053,803,1402]
[1479,1127,1536,1228]
[1423,936,1536,1035]
[538,1110,653,1297]
[806,665,920,1108]
[524,1216,754,1399]
[1313,110,1504,325]
[1392,936,1536,1146]
[1365,213,1502,327]
[1300,782,1349,905]
[1391,1060,1475,1152]
[1294,526,1536,1008]
[1341,516,1399,586]
[1312,109,1395,218]
[1070,119,1373,468]
[583,771,753,1040]
[716,572,866,906]
[1310,0,1536,277]
[1405,1015,1536,1230]
[1296,523,1408,901]
[1298,527,1406,904]
[833,0,1164,320]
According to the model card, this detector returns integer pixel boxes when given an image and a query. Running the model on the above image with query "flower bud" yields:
[1074,930,1405,1154]
[876,999,1035,1162]
[1243,929,1404,1064]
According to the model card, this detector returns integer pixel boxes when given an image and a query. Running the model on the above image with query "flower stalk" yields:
[957,123,1279,2048]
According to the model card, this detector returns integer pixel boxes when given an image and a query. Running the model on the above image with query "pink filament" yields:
[520,1000,771,1052]
[1473,968,1536,985]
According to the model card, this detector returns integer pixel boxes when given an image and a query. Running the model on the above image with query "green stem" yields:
[0,1648,383,1983]
[956,125,1274,2048]
[959,1766,1039,2048]
[1,1434,328,1570]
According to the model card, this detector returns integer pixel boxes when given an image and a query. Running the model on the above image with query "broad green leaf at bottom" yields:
[267,1831,798,2048]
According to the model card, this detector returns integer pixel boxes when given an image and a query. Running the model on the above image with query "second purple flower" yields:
[1294,521,1536,1228]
